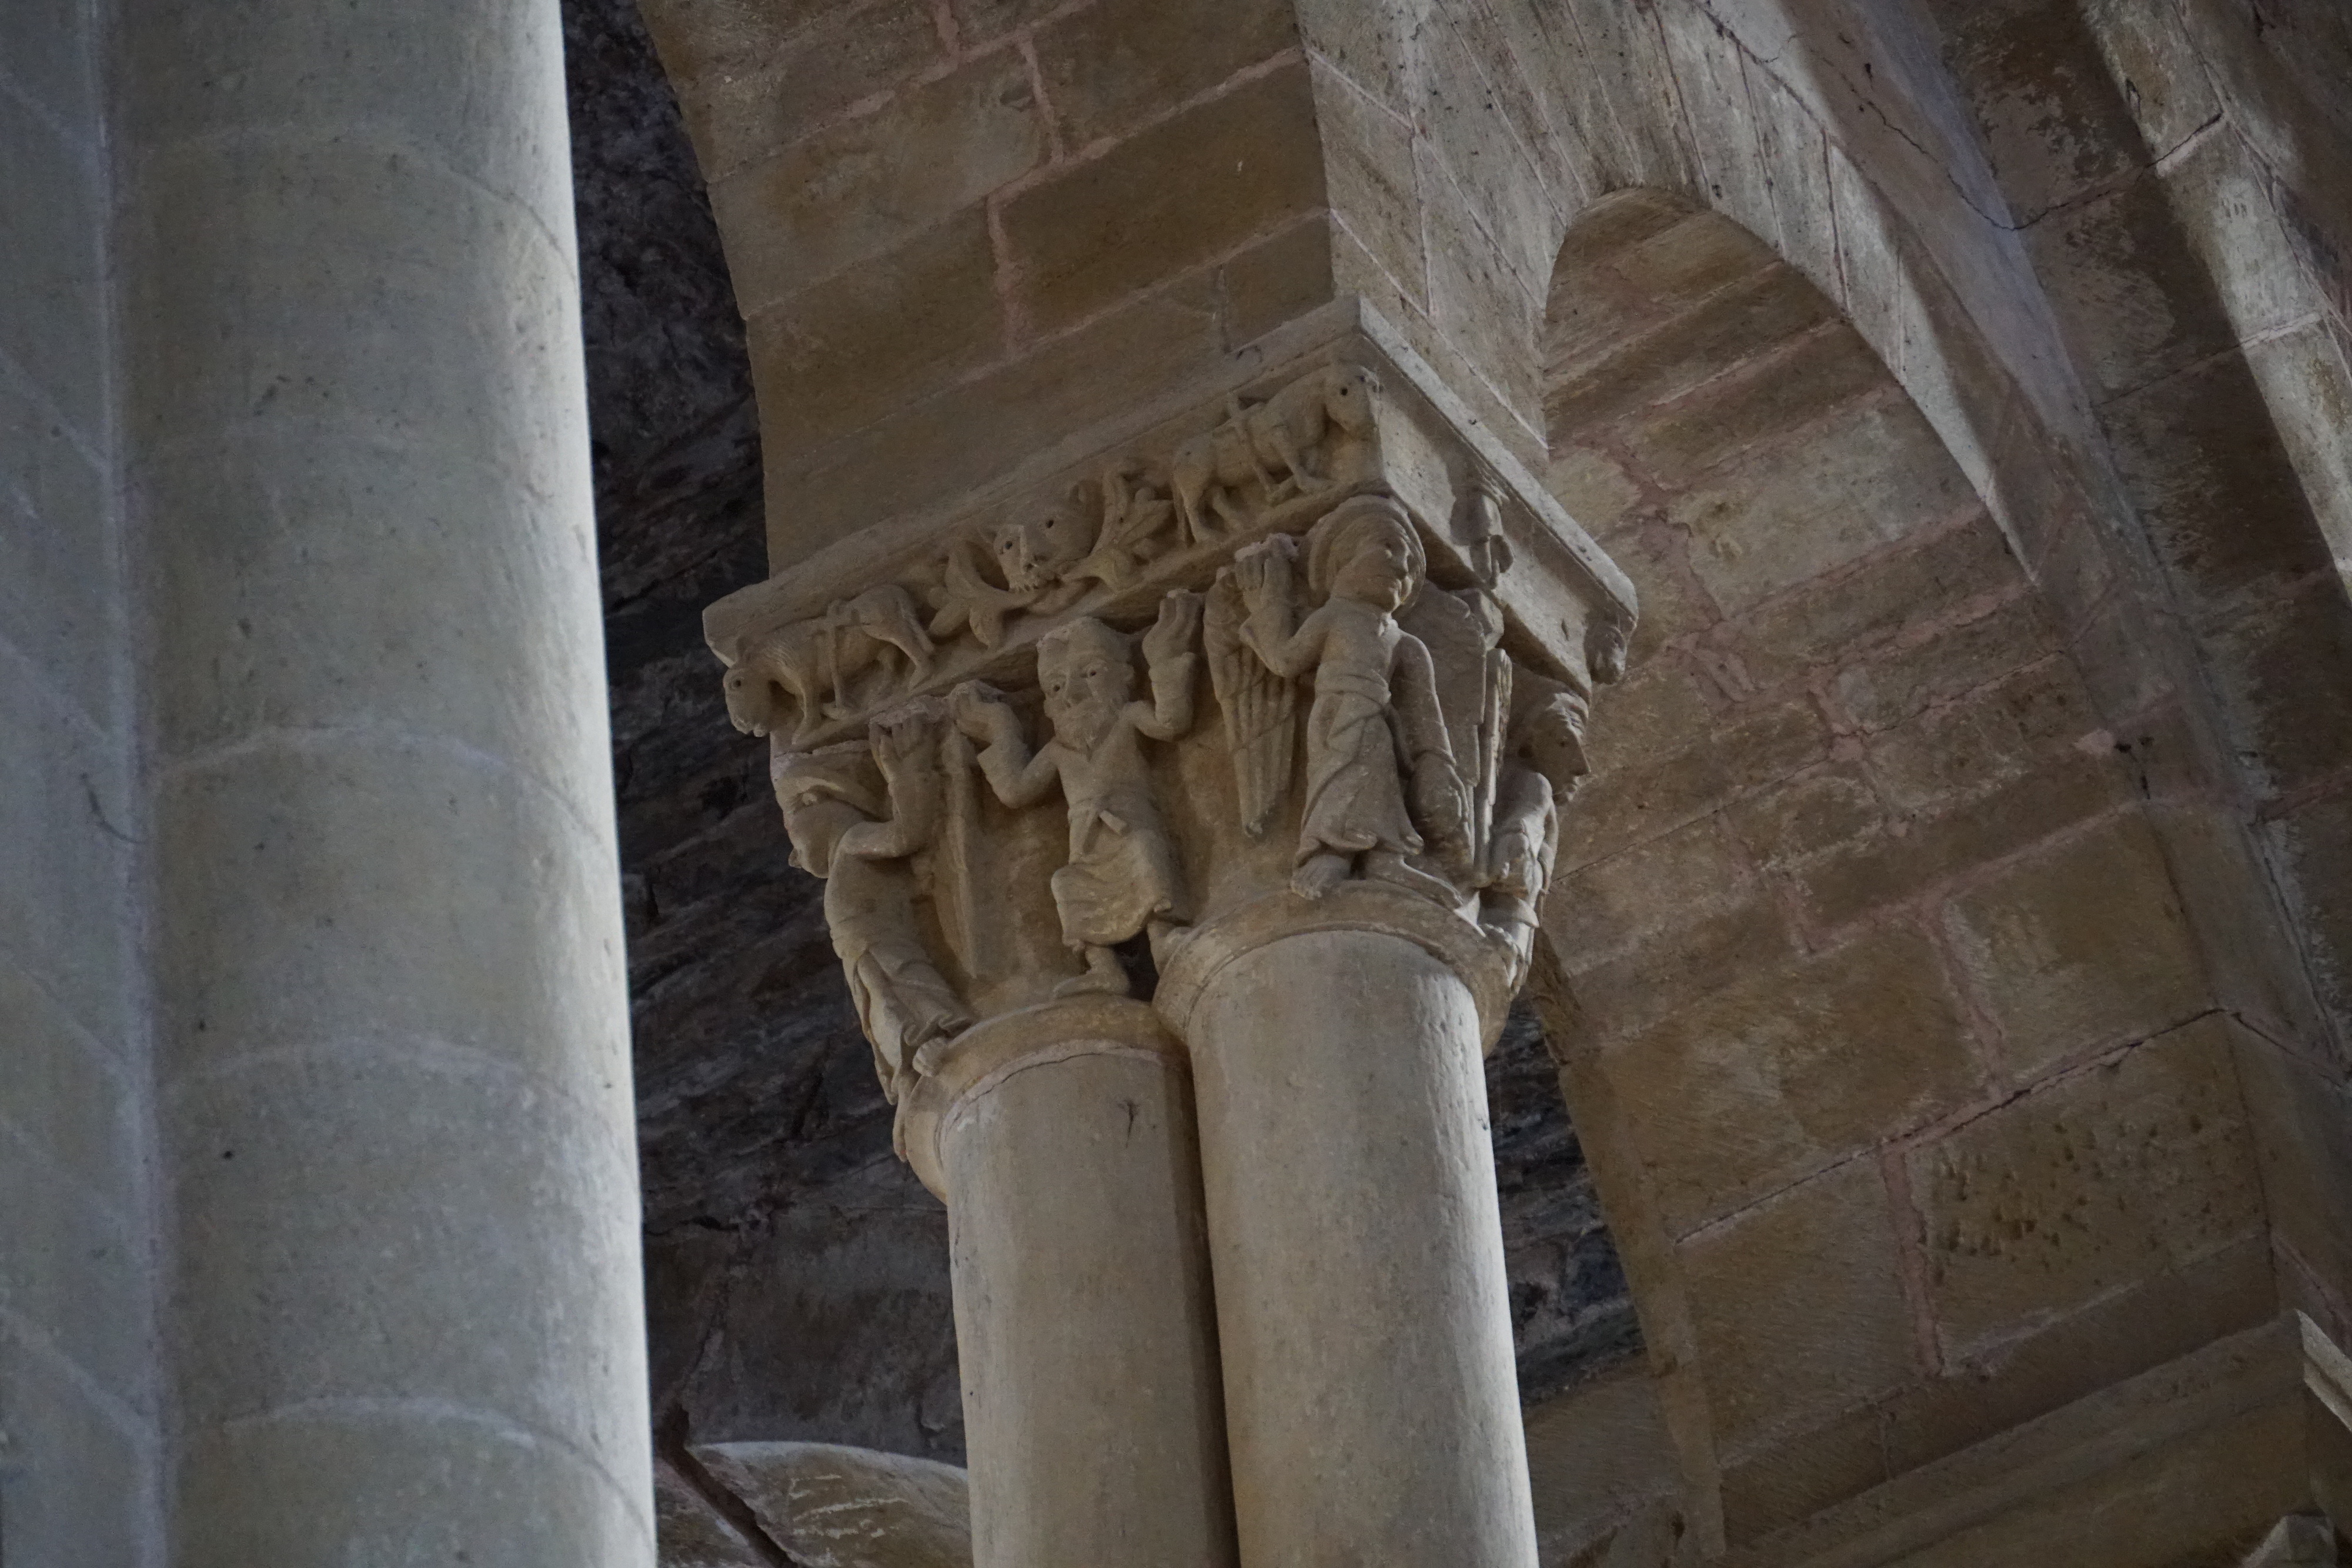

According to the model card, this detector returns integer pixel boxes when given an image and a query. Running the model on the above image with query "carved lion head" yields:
[721,664,778,737]
[992,489,1098,593]
[1322,362,1382,434]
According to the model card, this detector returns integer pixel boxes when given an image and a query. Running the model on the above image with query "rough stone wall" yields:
[0,5,162,1562]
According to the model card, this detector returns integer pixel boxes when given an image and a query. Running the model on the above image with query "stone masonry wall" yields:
[0,3,162,1562]
[1927,0,2352,1350]
[1532,189,2289,1549]
[637,0,1332,571]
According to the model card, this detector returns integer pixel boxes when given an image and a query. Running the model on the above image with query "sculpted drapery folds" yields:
[714,340,1638,1109]
[773,713,972,1102]
[1230,497,1471,903]
[950,593,1205,998]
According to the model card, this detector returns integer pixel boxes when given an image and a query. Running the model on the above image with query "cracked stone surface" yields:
[562,0,1640,1466]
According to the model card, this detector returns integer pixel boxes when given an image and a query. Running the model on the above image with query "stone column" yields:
[708,331,1634,1567]
[1158,886,1538,1567]
[898,997,1238,1568]
[118,2,653,1562]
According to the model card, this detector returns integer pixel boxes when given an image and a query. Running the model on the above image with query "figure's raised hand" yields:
[1233,533,1297,614]
[948,679,1014,741]
[1142,589,1202,666]
[868,706,937,777]
[1487,822,1539,897]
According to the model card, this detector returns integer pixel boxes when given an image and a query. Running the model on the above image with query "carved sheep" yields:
[1173,362,1381,543]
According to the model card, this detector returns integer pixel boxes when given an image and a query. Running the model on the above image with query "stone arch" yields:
[1525,186,2328,1558]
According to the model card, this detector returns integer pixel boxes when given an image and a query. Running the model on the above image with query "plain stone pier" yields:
[900,997,1237,1568]
[119,2,654,1560]
[1171,916,1540,1568]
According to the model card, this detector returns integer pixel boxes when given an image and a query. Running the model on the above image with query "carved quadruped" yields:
[723,302,1637,1136]
[896,995,1186,1200]
[708,305,1636,747]
[1152,881,1522,1055]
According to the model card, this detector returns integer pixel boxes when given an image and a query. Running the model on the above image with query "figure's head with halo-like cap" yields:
[1037,616,1135,751]
[1307,494,1424,613]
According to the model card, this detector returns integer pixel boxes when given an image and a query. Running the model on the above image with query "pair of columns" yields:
[721,345,1636,1566]
[906,895,1531,1567]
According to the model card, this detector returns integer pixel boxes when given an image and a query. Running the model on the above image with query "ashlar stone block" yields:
[998,62,1324,334]
[1217,215,1335,350]
[1672,399,1973,615]
[1911,1014,2266,1358]
[713,54,1042,312]
[1622,323,1888,488]
[1941,815,2213,1075]
[670,0,944,182]
[761,270,1230,567]
[1604,925,1979,1235]
[747,209,1004,452]
[1863,656,2104,815]
[1681,1158,1918,1452]
[1033,0,1298,151]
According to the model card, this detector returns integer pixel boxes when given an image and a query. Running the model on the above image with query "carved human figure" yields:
[774,711,972,1100]
[950,593,1204,996]
[1480,760,1559,984]
[1237,497,1469,901]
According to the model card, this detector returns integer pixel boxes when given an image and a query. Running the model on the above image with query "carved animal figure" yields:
[926,493,1100,650]
[723,584,936,744]
[993,493,1095,594]
[1172,363,1382,543]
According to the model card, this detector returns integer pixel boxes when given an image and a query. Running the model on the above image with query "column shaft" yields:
[913,1001,1237,1568]
[119,1,653,1560]
[1188,928,1538,1567]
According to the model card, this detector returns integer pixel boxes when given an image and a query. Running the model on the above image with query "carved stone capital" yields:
[716,300,1638,1146]
[707,301,1636,748]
